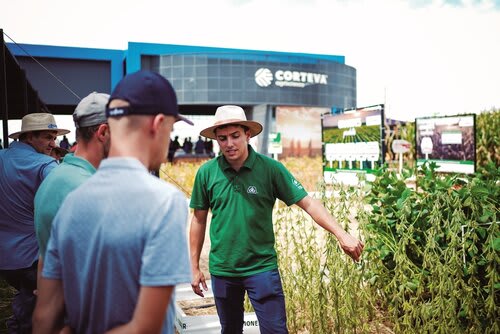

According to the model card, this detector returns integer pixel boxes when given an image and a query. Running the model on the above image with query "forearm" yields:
[189,216,207,271]
[298,197,348,237]
[32,317,64,334]
[36,257,43,293]
[106,286,173,334]
[32,278,65,334]
[296,196,364,261]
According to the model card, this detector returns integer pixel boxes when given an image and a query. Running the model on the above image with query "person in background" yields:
[182,137,193,154]
[168,135,181,162]
[189,105,364,334]
[59,135,70,150]
[34,92,110,286]
[0,112,69,333]
[194,135,205,155]
[33,70,193,334]
[204,138,214,157]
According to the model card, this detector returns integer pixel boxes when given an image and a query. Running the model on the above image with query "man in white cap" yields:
[190,105,364,333]
[34,92,111,283]
[0,112,69,333]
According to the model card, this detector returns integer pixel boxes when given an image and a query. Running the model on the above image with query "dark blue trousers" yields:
[211,269,288,334]
[0,262,37,334]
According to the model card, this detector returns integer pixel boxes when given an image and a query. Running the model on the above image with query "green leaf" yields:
[479,210,493,223]
[401,188,412,200]
[493,238,500,251]
[477,227,487,239]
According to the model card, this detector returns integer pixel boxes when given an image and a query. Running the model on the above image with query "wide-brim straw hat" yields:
[9,113,70,139]
[200,105,262,140]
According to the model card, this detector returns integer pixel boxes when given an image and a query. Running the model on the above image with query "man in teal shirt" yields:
[34,92,110,262]
[190,105,365,334]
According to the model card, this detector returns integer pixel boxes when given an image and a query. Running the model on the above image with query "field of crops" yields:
[1,109,498,333]
[323,124,381,144]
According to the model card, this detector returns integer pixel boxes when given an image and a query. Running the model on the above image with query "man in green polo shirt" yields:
[34,92,111,267]
[190,105,364,334]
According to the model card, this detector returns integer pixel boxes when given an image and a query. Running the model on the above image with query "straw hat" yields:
[200,105,262,140]
[9,113,70,139]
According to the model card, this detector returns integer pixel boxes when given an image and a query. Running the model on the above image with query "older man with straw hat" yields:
[190,105,364,333]
[0,112,69,333]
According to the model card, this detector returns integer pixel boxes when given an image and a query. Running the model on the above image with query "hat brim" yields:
[200,120,263,140]
[176,114,194,126]
[9,128,71,140]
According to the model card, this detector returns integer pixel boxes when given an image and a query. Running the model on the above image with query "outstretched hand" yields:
[191,269,208,297]
[338,232,364,262]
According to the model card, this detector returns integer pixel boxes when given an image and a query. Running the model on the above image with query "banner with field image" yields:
[415,114,476,174]
[276,106,327,158]
[322,105,384,184]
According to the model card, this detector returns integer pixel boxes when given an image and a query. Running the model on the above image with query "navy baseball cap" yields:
[106,70,193,125]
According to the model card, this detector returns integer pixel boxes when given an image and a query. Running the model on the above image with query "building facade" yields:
[7,42,357,154]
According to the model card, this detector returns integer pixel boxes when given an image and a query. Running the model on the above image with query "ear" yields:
[151,114,165,137]
[245,129,252,142]
[96,123,109,142]
[25,132,34,144]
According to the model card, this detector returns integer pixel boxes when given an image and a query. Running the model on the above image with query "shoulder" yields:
[43,163,90,189]
[254,151,286,171]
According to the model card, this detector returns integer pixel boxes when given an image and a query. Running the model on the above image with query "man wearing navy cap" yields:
[33,71,193,334]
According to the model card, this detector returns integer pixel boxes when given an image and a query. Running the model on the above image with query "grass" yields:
[0,278,15,334]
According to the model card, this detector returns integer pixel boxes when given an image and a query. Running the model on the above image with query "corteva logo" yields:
[255,68,273,87]
[254,68,328,88]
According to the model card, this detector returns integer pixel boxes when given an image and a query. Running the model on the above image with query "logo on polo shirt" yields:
[292,179,303,190]
[247,186,258,195]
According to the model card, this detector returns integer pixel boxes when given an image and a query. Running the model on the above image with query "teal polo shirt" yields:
[34,153,97,258]
[190,146,308,277]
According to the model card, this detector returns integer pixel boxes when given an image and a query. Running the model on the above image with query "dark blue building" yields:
[6,42,356,153]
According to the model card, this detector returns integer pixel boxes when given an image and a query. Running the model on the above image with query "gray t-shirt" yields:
[43,157,191,334]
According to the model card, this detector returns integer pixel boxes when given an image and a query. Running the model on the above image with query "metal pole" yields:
[0,29,9,148]
[21,69,28,115]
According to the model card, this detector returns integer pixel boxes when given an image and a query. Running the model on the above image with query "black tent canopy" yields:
[1,29,48,148]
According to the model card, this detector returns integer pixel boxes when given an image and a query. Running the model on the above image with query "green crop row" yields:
[273,161,499,333]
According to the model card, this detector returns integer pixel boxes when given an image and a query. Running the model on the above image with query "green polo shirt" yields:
[34,153,97,258]
[190,146,308,277]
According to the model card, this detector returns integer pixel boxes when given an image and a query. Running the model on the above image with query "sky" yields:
[1,0,499,144]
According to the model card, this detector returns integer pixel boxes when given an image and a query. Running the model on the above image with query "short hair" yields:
[76,124,101,142]
[215,124,249,134]
[18,132,29,141]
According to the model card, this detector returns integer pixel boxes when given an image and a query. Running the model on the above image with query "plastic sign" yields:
[420,137,433,155]
[268,132,283,154]
[392,139,411,154]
